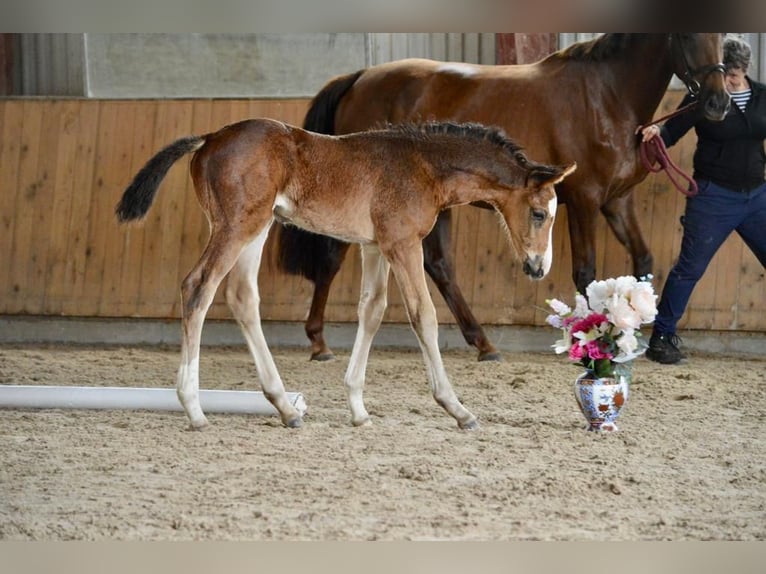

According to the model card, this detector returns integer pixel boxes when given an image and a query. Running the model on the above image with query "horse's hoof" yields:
[352,417,372,427]
[459,418,480,430]
[310,352,335,362]
[478,351,502,362]
[187,420,210,431]
[285,416,303,429]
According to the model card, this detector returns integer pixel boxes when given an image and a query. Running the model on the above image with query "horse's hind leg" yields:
[422,211,500,362]
[388,240,478,430]
[344,244,390,426]
[305,241,351,361]
[226,221,302,428]
[600,192,653,280]
[177,232,246,430]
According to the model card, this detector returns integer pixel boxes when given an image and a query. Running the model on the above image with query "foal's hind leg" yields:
[344,244,390,426]
[226,221,302,428]
[423,211,500,362]
[177,232,246,430]
[387,240,478,429]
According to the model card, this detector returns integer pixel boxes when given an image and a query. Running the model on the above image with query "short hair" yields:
[723,35,751,73]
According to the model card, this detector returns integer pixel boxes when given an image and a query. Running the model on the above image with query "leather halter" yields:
[670,33,726,97]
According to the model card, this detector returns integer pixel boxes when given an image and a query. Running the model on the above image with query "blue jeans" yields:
[653,179,766,335]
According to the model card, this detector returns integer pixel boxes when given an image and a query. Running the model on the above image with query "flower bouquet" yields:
[546,275,658,378]
[546,275,658,431]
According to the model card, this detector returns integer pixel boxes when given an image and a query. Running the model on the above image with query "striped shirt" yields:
[730,88,751,112]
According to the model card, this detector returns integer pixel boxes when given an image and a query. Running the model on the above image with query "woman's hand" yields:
[639,124,661,142]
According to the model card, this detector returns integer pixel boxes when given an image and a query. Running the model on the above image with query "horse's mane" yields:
[557,33,651,62]
[384,121,563,181]
[389,120,528,164]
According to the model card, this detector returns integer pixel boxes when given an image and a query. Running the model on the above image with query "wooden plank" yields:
[113,100,158,317]
[77,101,121,316]
[736,248,765,330]
[43,100,82,312]
[6,101,44,314]
[0,101,25,313]
[136,100,194,317]
[59,101,100,316]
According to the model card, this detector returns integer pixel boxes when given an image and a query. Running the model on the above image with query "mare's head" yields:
[670,33,730,121]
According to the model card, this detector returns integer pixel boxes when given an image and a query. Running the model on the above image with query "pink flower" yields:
[568,343,585,361]
[570,313,608,337]
[584,339,613,360]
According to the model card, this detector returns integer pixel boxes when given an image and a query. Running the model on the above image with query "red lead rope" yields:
[637,101,699,197]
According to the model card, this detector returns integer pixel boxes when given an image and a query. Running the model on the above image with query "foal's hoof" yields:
[284,416,303,429]
[459,418,480,430]
[187,420,210,432]
[478,351,502,362]
[352,417,372,427]
[310,352,335,362]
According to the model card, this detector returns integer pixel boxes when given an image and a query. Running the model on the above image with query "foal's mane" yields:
[556,33,652,63]
[389,121,529,166]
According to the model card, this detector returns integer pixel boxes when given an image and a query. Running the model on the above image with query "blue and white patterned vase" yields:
[573,364,631,432]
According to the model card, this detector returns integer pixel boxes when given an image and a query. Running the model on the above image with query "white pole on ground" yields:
[0,386,307,417]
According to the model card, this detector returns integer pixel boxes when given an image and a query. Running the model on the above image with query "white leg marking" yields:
[344,244,390,426]
[390,245,477,429]
[226,220,302,427]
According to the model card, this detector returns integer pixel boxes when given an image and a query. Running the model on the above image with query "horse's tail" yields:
[115,135,205,223]
[276,69,364,281]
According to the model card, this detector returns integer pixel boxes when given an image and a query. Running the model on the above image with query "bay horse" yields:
[116,118,576,429]
[277,33,731,362]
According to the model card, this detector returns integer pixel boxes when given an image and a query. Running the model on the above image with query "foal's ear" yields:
[547,162,577,186]
[527,161,577,188]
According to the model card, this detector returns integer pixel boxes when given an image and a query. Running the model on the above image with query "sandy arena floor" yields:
[0,344,764,540]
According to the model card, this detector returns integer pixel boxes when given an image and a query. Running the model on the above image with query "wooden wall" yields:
[1,97,764,332]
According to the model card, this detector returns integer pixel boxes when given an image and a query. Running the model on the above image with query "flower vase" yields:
[573,367,630,432]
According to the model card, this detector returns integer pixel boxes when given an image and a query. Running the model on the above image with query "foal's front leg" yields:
[344,244,390,426]
[388,241,478,429]
[226,222,303,428]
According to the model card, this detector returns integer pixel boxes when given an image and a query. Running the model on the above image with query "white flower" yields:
[552,335,571,354]
[629,281,658,323]
[546,314,564,328]
[585,279,609,313]
[547,298,571,316]
[616,330,638,355]
[573,293,590,318]
[607,295,642,331]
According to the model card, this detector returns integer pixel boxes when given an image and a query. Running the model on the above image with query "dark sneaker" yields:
[646,332,686,364]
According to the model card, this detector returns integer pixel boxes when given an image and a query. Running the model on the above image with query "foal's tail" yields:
[276,70,364,281]
[115,135,205,223]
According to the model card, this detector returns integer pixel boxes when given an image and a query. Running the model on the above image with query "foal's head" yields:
[442,123,576,280]
[506,160,575,279]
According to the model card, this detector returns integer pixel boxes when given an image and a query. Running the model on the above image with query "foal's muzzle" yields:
[523,256,546,279]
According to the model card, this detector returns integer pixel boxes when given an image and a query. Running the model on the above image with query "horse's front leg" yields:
[305,241,352,361]
[344,244,390,426]
[388,240,478,430]
[566,199,599,294]
[226,221,303,428]
[422,210,500,362]
[600,191,653,280]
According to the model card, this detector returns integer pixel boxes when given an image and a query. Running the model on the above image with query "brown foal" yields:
[116,118,575,429]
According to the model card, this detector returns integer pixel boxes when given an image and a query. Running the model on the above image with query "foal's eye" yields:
[531,209,546,223]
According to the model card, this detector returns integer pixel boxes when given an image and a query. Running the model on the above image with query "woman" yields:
[640,35,766,364]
